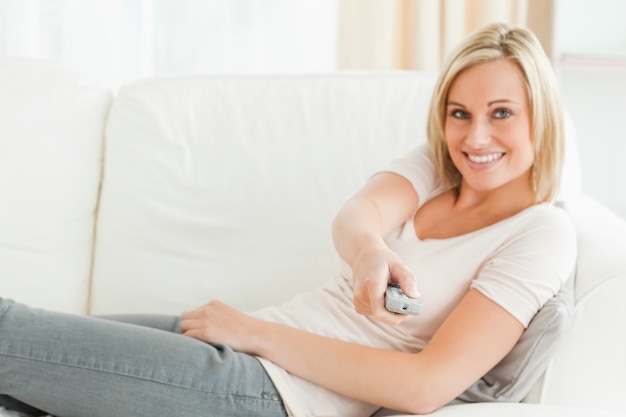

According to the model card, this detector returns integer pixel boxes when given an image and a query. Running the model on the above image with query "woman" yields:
[0,23,575,417]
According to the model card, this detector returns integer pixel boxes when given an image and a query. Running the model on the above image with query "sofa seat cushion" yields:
[374,402,626,416]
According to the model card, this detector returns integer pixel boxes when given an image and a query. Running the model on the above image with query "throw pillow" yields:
[455,267,576,403]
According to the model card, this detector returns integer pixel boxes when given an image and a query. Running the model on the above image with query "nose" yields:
[465,117,491,148]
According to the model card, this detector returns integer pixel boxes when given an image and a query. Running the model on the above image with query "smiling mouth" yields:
[465,152,505,164]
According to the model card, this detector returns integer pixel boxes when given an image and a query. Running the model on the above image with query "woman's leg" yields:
[0,314,183,416]
[0,393,48,416]
[95,314,182,333]
[0,298,287,417]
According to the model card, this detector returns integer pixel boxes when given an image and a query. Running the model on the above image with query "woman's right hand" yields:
[350,237,420,325]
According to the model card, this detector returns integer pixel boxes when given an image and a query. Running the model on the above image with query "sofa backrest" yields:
[0,57,111,314]
[89,72,582,315]
[0,60,583,316]
[90,73,438,314]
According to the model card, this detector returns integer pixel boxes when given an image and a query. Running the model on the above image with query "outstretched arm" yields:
[181,288,524,415]
[332,172,421,324]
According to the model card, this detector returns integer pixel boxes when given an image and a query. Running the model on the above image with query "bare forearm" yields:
[332,173,419,266]
[252,319,433,414]
[331,197,385,265]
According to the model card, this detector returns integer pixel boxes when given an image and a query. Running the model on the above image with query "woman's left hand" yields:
[180,301,262,354]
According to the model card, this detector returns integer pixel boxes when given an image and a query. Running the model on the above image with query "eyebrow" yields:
[488,99,519,106]
[446,99,520,107]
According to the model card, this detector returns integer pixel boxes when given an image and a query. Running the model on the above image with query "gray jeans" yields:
[0,298,288,417]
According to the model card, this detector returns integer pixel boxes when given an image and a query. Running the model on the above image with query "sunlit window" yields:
[0,0,338,87]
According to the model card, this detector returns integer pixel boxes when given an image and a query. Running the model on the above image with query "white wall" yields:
[558,63,626,219]
[556,0,626,219]
[558,0,626,59]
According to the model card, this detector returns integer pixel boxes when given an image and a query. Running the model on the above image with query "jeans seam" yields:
[1,350,271,401]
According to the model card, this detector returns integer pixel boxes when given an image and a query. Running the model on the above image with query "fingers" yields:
[179,301,225,341]
[180,309,207,339]
[354,278,409,326]
[391,264,420,299]
[352,257,420,325]
[179,317,202,334]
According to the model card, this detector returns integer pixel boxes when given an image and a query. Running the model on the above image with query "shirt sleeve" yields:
[379,144,445,209]
[471,205,577,327]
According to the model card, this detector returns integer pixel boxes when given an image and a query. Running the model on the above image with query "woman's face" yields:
[444,59,534,195]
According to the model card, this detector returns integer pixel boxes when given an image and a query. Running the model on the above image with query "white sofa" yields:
[1,57,626,417]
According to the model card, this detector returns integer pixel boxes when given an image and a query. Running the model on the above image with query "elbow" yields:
[404,400,444,416]
[400,384,451,415]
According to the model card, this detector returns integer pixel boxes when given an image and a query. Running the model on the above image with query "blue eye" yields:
[450,109,470,119]
[494,108,511,118]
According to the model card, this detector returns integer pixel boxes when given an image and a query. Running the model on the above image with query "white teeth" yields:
[467,153,503,164]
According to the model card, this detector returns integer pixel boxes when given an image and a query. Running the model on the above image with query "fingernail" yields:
[410,285,421,297]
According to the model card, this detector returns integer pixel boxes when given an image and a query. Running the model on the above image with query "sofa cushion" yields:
[456,267,575,403]
[373,402,626,416]
[538,195,626,411]
[0,57,111,314]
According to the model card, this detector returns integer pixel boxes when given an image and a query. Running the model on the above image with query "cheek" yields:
[507,130,535,166]
[444,121,463,145]
[502,120,531,144]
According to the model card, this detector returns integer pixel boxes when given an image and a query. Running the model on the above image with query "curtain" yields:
[338,0,556,71]
[0,0,338,88]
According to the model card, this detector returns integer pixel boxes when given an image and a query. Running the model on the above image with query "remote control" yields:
[385,283,423,315]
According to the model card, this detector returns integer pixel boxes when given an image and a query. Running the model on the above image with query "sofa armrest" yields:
[537,194,626,412]
[569,195,626,301]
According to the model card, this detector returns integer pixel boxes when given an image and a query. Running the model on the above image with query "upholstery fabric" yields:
[0,58,111,314]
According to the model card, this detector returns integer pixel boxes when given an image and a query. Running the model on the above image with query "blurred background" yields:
[1,0,624,219]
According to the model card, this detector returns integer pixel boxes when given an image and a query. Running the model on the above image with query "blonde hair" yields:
[426,23,564,203]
